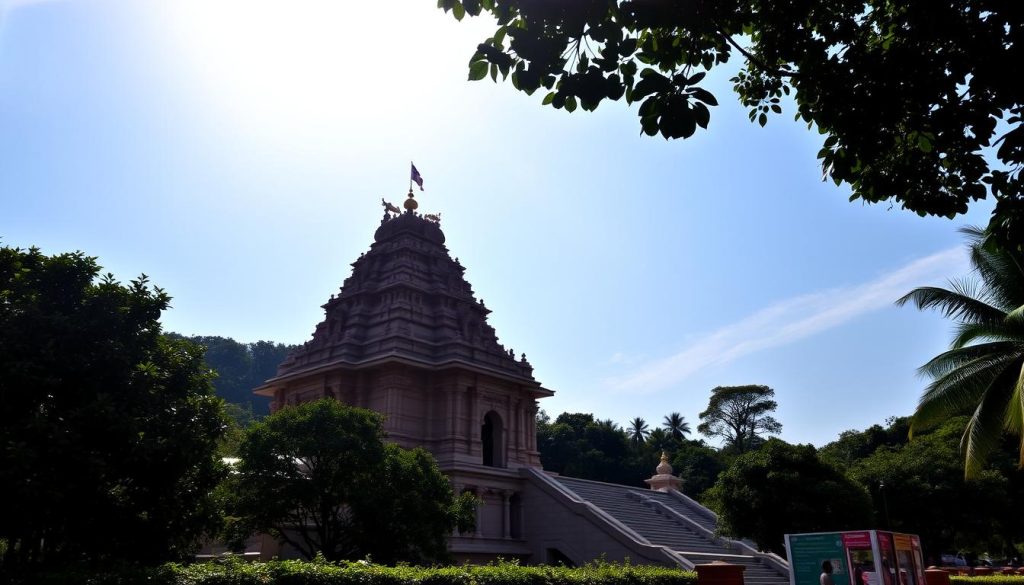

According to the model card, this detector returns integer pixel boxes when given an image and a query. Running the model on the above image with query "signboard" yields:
[843,532,872,549]
[786,530,926,585]
[787,532,851,585]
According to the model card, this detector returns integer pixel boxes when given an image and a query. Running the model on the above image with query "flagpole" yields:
[409,161,413,193]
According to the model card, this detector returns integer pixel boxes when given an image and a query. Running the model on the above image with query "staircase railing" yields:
[520,468,694,569]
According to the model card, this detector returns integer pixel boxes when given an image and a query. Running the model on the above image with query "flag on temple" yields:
[410,163,424,191]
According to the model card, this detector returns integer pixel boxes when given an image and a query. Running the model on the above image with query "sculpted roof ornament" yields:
[403,188,419,211]
[656,451,672,475]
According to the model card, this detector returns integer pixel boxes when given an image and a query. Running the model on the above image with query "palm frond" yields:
[965,227,1024,311]
[911,353,1017,433]
[905,227,1024,473]
[1004,362,1024,436]
[895,286,1006,325]
[1005,304,1024,327]
[917,342,1020,379]
[962,364,1021,478]
[949,321,1022,349]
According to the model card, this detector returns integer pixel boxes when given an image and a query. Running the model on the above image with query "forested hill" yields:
[169,334,297,415]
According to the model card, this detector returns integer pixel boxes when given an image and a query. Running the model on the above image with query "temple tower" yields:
[255,191,552,560]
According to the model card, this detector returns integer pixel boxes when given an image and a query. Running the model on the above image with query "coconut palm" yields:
[897,226,1024,477]
[647,428,672,452]
[627,417,650,446]
[662,412,691,441]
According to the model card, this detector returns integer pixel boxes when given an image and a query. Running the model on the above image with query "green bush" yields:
[4,558,698,585]
[950,576,1024,585]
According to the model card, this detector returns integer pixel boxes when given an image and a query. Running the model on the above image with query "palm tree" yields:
[627,417,650,446]
[897,226,1024,477]
[647,428,672,452]
[662,412,691,441]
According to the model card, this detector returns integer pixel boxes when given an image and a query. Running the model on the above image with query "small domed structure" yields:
[404,189,419,211]
[645,451,683,492]
[655,451,673,475]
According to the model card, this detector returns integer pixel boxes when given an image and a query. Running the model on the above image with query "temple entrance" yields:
[481,411,504,467]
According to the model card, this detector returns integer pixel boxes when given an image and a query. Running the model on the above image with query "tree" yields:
[627,416,650,445]
[662,412,691,441]
[226,398,474,563]
[707,439,873,555]
[819,416,911,470]
[440,1,1024,250]
[177,335,297,415]
[843,416,1022,559]
[897,226,1024,477]
[670,440,726,501]
[698,385,782,454]
[646,428,672,452]
[0,246,226,569]
[536,412,651,485]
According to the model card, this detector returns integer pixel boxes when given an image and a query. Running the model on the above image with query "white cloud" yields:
[606,246,969,394]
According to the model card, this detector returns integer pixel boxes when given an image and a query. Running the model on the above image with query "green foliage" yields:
[8,558,698,585]
[951,578,1024,585]
[897,226,1024,477]
[707,438,873,555]
[670,441,725,501]
[0,245,227,569]
[819,417,911,470]
[439,0,1024,250]
[828,416,1024,559]
[698,385,782,454]
[662,413,691,441]
[538,412,647,485]
[536,411,725,492]
[627,417,650,446]
[226,399,471,564]
[173,335,297,415]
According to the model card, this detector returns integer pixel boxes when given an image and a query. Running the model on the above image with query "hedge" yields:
[7,557,699,585]
[950,577,1024,585]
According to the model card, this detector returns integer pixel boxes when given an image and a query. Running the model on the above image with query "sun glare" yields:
[155,1,492,141]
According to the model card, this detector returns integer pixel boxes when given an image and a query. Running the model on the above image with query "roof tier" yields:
[270,203,538,384]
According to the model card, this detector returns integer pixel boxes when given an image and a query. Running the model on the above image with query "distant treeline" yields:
[169,334,297,416]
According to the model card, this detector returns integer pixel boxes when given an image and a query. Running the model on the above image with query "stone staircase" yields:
[551,476,790,585]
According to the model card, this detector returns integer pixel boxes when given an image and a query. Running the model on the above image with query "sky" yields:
[0,0,996,448]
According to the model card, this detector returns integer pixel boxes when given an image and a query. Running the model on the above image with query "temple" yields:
[254,189,790,579]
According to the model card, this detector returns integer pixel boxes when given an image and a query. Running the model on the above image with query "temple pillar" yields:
[502,490,513,539]
[474,501,483,538]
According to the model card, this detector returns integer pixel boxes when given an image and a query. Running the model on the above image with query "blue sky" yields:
[0,0,995,447]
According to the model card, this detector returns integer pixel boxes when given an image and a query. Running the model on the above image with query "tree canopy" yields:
[172,334,296,415]
[897,226,1024,477]
[225,398,475,564]
[537,412,644,485]
[0,246,226,569]
[662,412,691,441]
[838,416,1023,559]
[698,385,782,454]
[440,0,1023,250]
[707,438,873,556]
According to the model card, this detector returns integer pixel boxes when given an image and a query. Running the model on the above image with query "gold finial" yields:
[404,188,419,211]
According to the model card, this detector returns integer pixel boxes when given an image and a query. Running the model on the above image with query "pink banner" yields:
[843,531,872,548]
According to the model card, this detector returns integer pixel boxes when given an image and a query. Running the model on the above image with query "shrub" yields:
[950,577,1024,585]
[5,559,698,585]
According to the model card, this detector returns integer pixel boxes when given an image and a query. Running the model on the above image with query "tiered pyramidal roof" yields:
[272,192,537,383]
